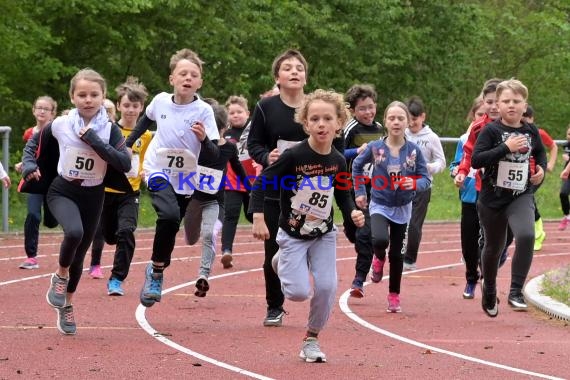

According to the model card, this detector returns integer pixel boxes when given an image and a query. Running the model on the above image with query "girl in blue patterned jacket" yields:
[352,101,430,313]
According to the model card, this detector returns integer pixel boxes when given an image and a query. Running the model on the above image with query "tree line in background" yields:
[2,0,570,152]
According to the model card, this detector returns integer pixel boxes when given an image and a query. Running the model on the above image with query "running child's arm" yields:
[351,143,373,198]
[227,144,249,189]
[427,134,446,175]
[0,162,10,188]
[334,161,364,228]
[247,102,271,167]
[249,150,293,240]
[81,124,132,173]
[471,127,511,169]
[411,148,431,192]
[125,114,153,148]
[21,124,46,180]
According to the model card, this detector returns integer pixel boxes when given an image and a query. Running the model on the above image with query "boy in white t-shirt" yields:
[124,48,220,308]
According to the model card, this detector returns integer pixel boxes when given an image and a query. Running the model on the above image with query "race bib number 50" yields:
[61,146,106,180]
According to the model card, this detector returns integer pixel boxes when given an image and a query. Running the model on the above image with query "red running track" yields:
[0,222,569,379]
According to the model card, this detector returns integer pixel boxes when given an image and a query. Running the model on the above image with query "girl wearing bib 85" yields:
[251,90,364,363]
[472,79,546,318]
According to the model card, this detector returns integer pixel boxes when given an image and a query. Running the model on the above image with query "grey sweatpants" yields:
[275,228,337,334]
[184,198,220,278]
[477,193,535,292]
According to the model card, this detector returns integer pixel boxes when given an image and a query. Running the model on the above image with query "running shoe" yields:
[19,257,39,269]
[349,278,364,298]
[371,256,385,283]
[194,275,210,297]
[299,337,327,363]
[387,292,401,313]
[533,230,546,251]
[221,252,233,269]
[140,263,163,307]
[56,304,76,335]
[463,282,476,299]
[107,277,124,296]
[263,307,286,327]
[481,280,499,317]
[508,290,528,311]
[46,273,68,308]
[403,262,417,271]
[89,265,104,279]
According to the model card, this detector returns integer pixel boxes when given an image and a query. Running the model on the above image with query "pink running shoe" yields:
[89,265,104,279]
[387,292,401,313]
[371,256,385,283]
[558,217,569,231]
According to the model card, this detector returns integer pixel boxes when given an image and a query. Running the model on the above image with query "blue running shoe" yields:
[349,278,364,298]
[463,282,476,299]
[107,277,124,296]
[140,263,163,307]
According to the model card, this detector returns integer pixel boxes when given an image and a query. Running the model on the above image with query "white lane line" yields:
[339,261,566,380]
[135,269,275,380]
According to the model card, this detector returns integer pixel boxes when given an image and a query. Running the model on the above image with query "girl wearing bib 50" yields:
[22,68,132,335]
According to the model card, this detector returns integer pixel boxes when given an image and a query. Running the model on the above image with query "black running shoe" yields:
[481,281,499,317]
[263,307,286,327]
[508,290,528,311]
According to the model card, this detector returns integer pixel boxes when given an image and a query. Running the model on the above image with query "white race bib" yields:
[496,160,528,191]
[196,165,224,194]
[290,176,334,219]
[61,146,106,180]
[237,139,250,161]
[277,139,300,153]
[156,148,197,192]
[156,148,197,175]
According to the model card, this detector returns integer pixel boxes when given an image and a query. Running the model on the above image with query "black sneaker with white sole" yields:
[481,281,499,318]
[263,307,286,326]
[508,291,528,311]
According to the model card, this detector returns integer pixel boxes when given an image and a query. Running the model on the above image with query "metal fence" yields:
[0,126,11,232]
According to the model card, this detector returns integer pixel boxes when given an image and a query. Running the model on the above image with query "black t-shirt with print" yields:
[250,139,355,240]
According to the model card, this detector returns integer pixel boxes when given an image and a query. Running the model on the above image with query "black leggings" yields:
[478,193,535,292]
[149,181,191,268]
[461,202,480,284]
[370,213,407,294]
[263,198,284,309]
[221,190,252,253]
[47,176,105,293]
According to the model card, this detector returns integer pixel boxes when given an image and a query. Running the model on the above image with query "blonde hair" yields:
[69,68,106,97]
[295,89,349,136]
[34,95,58,114]
[383,101,411,126]
[496,78,528,101]
[466,96,484,122]
[169,48,204,73]
[225,95,248,111]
